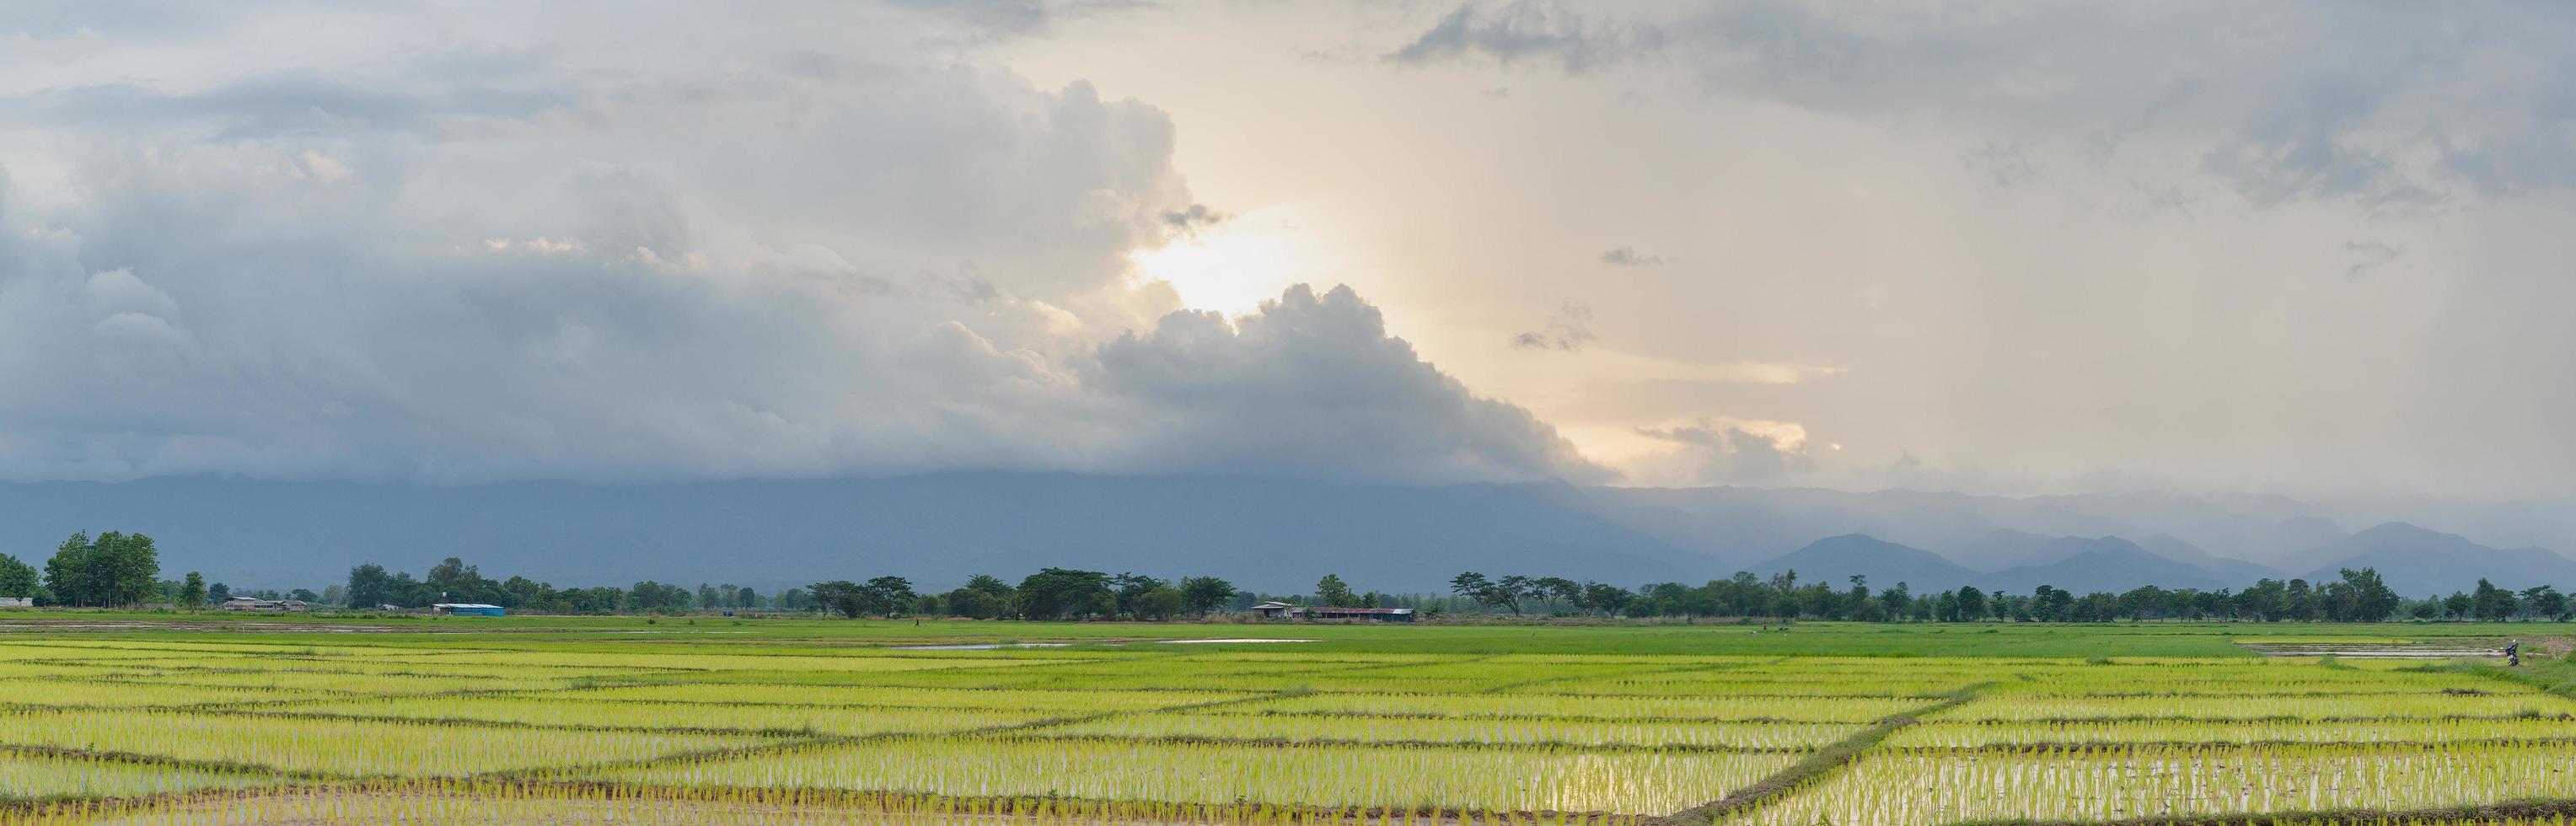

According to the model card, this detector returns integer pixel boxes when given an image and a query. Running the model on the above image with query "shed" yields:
[431,603,506,617]
[1249,601,1296,619]
[1291,606,1415,623]
[0,597,30,609]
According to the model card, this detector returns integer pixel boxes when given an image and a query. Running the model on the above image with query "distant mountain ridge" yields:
[5,475,2574,598]
[0,475,1703,593]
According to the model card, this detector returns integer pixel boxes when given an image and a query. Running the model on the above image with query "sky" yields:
[2,1,2573,501]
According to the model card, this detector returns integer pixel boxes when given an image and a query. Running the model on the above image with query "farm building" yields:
[0,597,30,609]
[1248,602,1416,622]
[1293,606,1415,622]
[217,596,307,612]
[431,603,506,617]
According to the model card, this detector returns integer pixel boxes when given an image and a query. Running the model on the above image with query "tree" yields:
[346,563,394,609]
[1877,582,1913,621]
[2528,586,2570,621]
[1529,577,1583,612]
[1582,582,1634,617]
[2337,567,2400,621]
[1134,587,1187,620]
[179,572,207,609]
[207,582,232,603]
[0,554,41,601]
[1951,586,1987,622]
[1178,577,1237,616]
[1448,571,1525,614]
[863,576,918,618]
[2472,578,2517,622]
[43,533,97,606]
[2442,591,2474,620]
[41,532,160,607]
[1315,574,1359,608]
[808,581,867,619]
[1108,573,1169,618]
[1449,572,1492,603]
[1017,568,1114,620]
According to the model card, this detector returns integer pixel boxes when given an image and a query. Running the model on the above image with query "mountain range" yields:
[3,474,2574,596]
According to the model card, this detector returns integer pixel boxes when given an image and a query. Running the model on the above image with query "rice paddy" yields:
[0,619,2563,825]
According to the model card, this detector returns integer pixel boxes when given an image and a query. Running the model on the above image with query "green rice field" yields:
[0,615,2564,824]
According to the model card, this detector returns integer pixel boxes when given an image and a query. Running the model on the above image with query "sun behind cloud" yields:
[1127,206,1322,316]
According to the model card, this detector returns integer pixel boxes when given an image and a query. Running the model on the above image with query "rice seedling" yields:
[0,709,772,777]
[1930,692,2573,721]
[1028,711,1859,749]
[1888,716,2576,748]
[589,735,1796,813]
[1233,691,1921,722]
[0,750,280,799]
[546,683,1252,711]
[0,678,323,709]
[1729,743,2576,826]
[268,695,1062,737]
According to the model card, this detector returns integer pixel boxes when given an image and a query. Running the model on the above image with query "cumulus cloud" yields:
[0,2,1600,485]
[1635,420,1814,485]
[1098,286,1611,483]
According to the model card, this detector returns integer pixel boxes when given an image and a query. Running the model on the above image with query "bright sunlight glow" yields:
[1127,206,1319,316]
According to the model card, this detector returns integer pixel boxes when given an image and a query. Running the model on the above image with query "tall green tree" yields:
[863,577,918,618]
[43,532,97,606]
[808,581,867,618]
[346,564,394,609]
[0,554,41,601]
[1016,568,1114,620]
[179,572,207,609]
[1314,574,1359,608]
[1178,576,1237,616]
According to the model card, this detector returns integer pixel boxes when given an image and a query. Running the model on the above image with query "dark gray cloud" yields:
[0,2,1601,486]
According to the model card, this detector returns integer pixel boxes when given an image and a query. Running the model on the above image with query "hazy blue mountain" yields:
[1978,537,2229,594]
[2294,523,2576,596]
[0,475,1708,593]
[1944,529,2068,571]
[1750,534,1981,593]
[1572,486,2136,566]
[2131,534,2283,583]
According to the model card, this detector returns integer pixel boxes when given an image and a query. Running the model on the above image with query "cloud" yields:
[1383,3,1659,73]
[1098,286,1613,484]
[2343,240,2402,281]
[1510,299,1596,351]
[1961,141,2040,188]
[1635,420,1813,485]
[1598,246,1661,266]
[0,3,1601,487]
[1386,2,2576,208]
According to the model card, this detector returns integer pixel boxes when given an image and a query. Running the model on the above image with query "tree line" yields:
[1610,567,2568,623]
[9,534,2572,624]
[806,569,1242,620]
[0,532,197,609]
